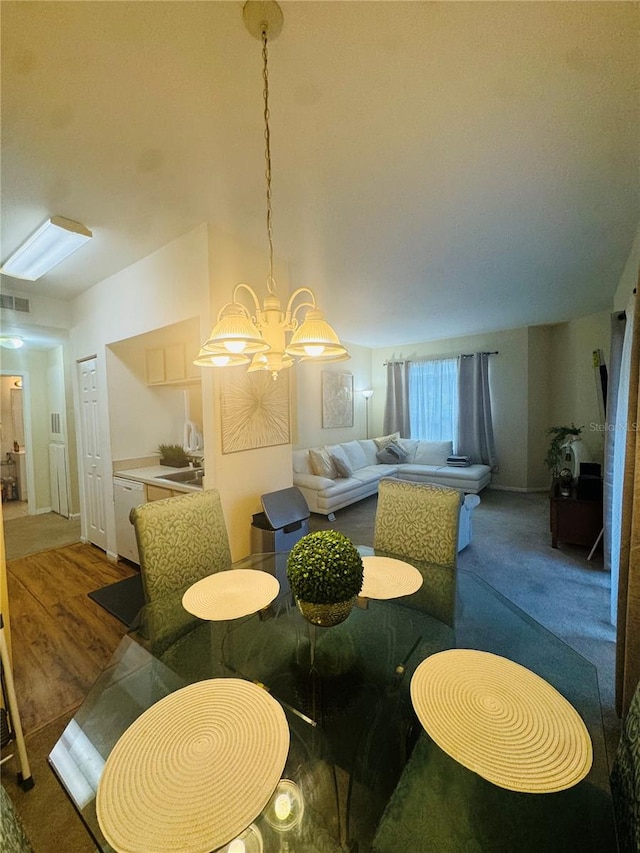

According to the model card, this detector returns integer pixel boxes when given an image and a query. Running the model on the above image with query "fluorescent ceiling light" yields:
[1,216,93,281]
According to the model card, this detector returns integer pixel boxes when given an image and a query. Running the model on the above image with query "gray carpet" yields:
[310,488,621,767]
[3,512,81,559]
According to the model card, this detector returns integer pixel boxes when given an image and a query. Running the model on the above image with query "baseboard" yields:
[69,512,81,520]
[35,506,53,514]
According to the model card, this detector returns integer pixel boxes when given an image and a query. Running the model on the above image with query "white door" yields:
[48,444,69,517]
[78,358,107,550]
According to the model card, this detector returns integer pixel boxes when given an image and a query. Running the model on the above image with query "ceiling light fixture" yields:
[0,336,24,349]
[0,215,93,281]
[197,1,349,380]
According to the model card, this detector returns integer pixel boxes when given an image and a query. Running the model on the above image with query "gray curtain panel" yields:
[456,352,498,468]
[603,311,626,597]
[383,360,411,437]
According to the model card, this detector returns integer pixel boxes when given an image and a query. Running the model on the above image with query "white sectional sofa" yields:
[292,436,491,550]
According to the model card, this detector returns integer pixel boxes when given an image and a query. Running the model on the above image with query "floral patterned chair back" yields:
[374,479,461,626]
[611,678,640,853]
[130,490,232,655]
[0,785,34,853]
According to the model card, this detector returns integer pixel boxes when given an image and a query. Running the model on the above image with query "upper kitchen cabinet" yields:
[145,341,199,386]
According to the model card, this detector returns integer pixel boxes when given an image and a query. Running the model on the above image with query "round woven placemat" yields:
[182,569,280,620]
[360,556,423,600]
[96,679,290,853]
[410,649,593,793]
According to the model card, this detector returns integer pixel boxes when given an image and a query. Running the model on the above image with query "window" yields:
[408,358,458,441]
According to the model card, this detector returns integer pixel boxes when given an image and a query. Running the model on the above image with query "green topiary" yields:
[287,530,363,604]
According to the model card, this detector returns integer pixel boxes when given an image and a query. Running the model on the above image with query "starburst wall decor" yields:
[221,369,290,453]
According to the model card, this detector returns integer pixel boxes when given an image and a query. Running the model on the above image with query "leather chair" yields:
[373,478,461,626]
[130,489,231,654]
[610,678,640,853]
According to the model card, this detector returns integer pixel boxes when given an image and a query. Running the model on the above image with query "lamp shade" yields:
[286,309,349,359]
[203,303,270,355]
[361,389,374,399]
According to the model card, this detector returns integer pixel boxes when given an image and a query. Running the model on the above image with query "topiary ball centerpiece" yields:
[287,530,364,626]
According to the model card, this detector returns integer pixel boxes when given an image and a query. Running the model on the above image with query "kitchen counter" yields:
[115,465,204,493]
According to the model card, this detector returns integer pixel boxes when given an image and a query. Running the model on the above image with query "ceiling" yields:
[1,1,638,349]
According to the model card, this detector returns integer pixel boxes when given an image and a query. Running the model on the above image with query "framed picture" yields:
[221,369,290,453]
[322,371,354,428]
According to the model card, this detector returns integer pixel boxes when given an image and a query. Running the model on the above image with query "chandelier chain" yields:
[262,28,275,294]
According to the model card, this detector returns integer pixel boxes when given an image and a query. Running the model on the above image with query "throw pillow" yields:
[374,432,401,450]
[309,447,338,479]
[376,441,409,464]
[413,441,453,466]
[328,445,353,478]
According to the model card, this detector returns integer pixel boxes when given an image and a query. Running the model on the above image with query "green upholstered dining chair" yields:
[610,678,640,853]
[130,489,232,654]
[373,478,461,626]
[0,785,34,853]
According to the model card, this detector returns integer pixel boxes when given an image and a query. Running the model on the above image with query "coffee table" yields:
[49,551,618,852]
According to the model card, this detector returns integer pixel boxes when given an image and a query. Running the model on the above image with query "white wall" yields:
[614,221,640,311]
[70,224,211,553]
[292,342,373,449]
[548,310,611,468]
[373,327,530,489]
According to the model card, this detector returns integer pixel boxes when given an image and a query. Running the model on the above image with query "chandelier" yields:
[196,0,349,380]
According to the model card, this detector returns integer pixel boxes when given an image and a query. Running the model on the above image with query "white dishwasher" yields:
[113,477,145,564]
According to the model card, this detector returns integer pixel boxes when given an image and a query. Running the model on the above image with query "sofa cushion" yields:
[327,444,353,478]
[397,438,419,463]
[413,441,452,466]
[376,441,409,464]
[341,440,369,471]
[292,449,313,475]
[374,432,401,450]
[309,447,337,478]
[358,439,378,466]
[352,464,398,485]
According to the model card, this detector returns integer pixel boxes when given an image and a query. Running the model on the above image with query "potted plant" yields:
[158,443,190,468]
[287,530,364,626]
[544,424,583,479]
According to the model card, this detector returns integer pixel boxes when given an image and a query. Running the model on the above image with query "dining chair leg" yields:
[0,615,34,790]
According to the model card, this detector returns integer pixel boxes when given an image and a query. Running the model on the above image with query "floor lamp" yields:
[362,389,374,438]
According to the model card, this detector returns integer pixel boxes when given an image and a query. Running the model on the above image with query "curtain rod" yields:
[383,351,499,366]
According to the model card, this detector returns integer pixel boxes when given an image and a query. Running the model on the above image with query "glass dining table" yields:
[49,549,619,852]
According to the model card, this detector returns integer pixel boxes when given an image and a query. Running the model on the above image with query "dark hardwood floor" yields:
[6,542,136,734]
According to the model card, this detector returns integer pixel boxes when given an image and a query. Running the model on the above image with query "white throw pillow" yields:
[292,449,313,475]
[309,447,338,478]
[413,441,453,466]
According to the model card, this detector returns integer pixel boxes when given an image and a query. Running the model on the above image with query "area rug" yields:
[88,573,145,627]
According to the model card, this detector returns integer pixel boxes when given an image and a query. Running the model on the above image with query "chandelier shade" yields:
[196,0,348,380]
[285,309,348,358]
[203,302,270,355]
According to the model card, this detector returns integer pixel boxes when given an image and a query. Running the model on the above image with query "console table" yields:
[549,480,603,551]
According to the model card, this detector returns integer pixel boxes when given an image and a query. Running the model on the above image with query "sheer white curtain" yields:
[408,359,458,441]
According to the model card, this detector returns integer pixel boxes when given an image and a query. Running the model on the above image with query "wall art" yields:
[322,371,354,429]
[221,369,290,453]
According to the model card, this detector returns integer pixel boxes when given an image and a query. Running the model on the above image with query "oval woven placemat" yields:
[360,556,423,599]
[410,649,593,793]
[182,569,280,620]
[96,679,290,853]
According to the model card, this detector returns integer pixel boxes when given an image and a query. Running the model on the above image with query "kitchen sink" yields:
[155,468,204,486]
